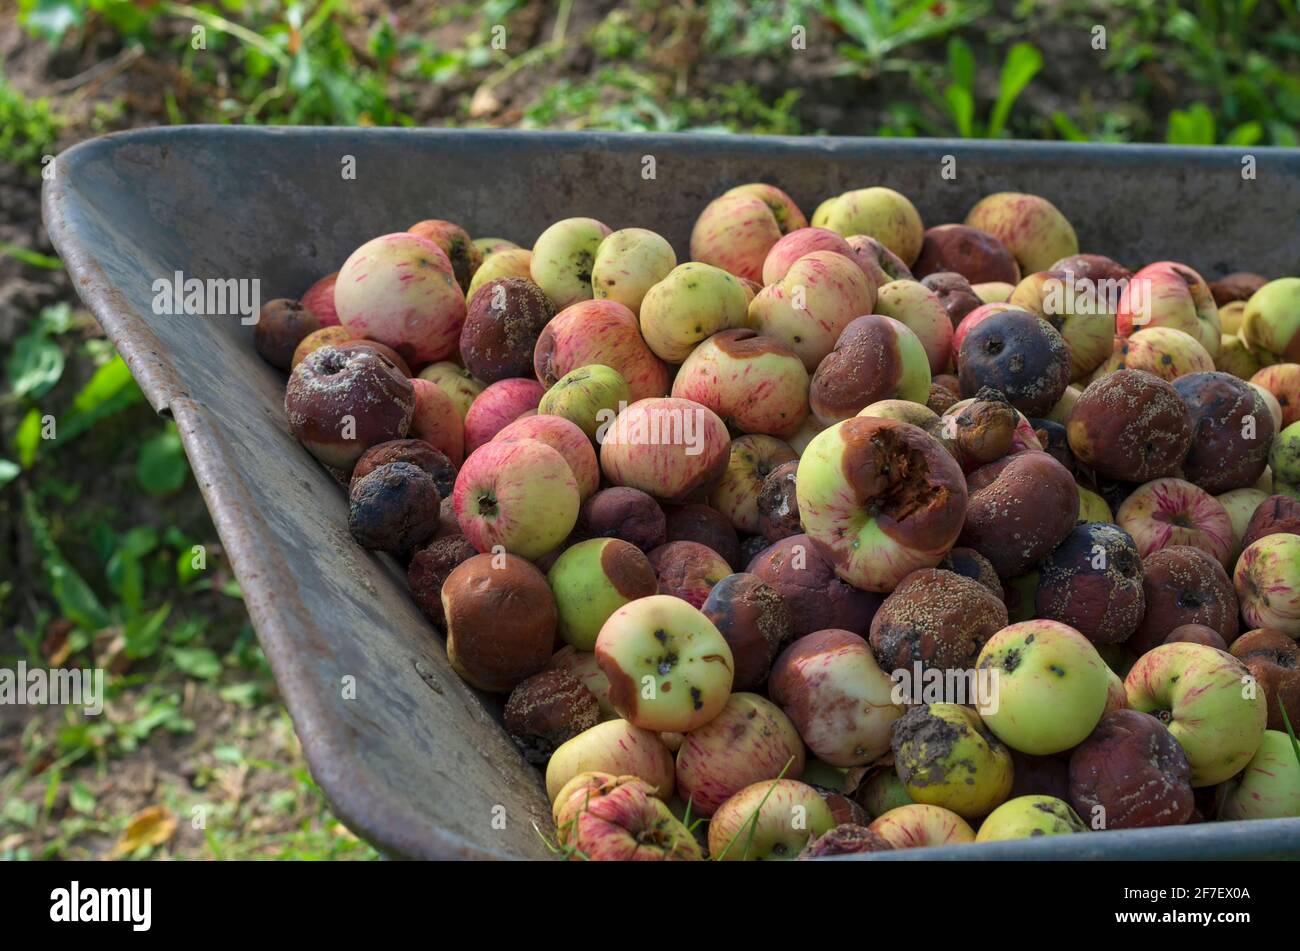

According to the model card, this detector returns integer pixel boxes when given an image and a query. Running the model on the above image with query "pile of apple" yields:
[256,183,1300,860]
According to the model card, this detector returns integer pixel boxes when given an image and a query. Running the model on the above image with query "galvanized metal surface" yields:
[43,127,1300,860]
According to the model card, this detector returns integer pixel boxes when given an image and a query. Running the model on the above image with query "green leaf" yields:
[7,332,64,397]
[1225,121,1264,146]
[0,242,63,269]
[947,37,975,94]
[1050,110,1090,142]
[124,603,172,659]
[170,646,222,681]
[72,355,135,414]
[136,424,188,495]
[988,43,1043,138]
[1167,104,1217,144]
[944,84,975,138]
[13,408,43,468]
[69,780,95,815]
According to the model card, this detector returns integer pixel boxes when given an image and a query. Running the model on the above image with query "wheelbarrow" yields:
[43,127,1300,859]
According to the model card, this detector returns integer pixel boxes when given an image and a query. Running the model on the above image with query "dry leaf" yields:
[111,806,177,857]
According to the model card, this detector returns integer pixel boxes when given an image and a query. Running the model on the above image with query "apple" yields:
[747,250,876,372]
[466,247,532,304]
[975,795,1087,841]
[844,234,915,286]
[590,227,676,315]
[810,315,931,426]
[334,232,466,365]
[874,280,955,376]
[599,398,731,504]
[1116,261,1221,359]
[1095,326,1216,383]
[964,192,1078,275]
[452,439,579,559]
[1116,477,1234,568]
[690,185,806,283]
[534,299,670,403]
[1240,277,1300,364]
[1230,629,1300,733]
[671,329,810,438]
[976,619,1111,755]
[890,703,1014,819]
[797,417,967,592]
[548,538,658,650]
[530,217,612,308]
[595,594,735,733]
[816,187,925,265]
[1235,533,1300,636]
[867,804,976,849]
[676,692,805,817]
[762,227,863,285]
[545,719,675,800]
[417,360,484,421]
[538,364,631,441]
[1125,642,1267,786]
[1218,334,1263,380]
[493,413,599,500]
[1217,730,1300,820]
[407,377,465,465]
[973,281,1016,304]
[551,772,701,860]
[707,779,835,860]
[709,434,799,535]
[639,262,750,363]
[1217,488,1269,562]
[1067,709,1194,829]
[768,629,904,767]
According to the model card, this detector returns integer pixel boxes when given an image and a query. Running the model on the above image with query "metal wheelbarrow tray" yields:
[43,127,1300,860]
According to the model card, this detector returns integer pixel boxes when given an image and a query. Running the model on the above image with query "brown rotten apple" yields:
[1067,709,1194,829]
[958,450,1078,578]
[797,417,968,593]
[809,315,931,427]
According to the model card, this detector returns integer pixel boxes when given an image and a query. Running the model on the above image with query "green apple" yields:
[1077,485,1113,524]
[639,262,749,363]
[890,703,1013,819]
[1235,533,1300,636]
[417,360,484,421]
[548,538,658,650]
[531,217,611,309]
[1240,277,1300,364]
[707,779,834,860]
[975,795,1086,841]
[591,227,676,315]
[538,364,631,441]
[1218,730,1300,820]
[1216,487,1268,561]
[818,186,925,265]
[976,619,1110,755]
[1125,642,1267,786]
[544,719,676,801]
[466,247,532,304]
